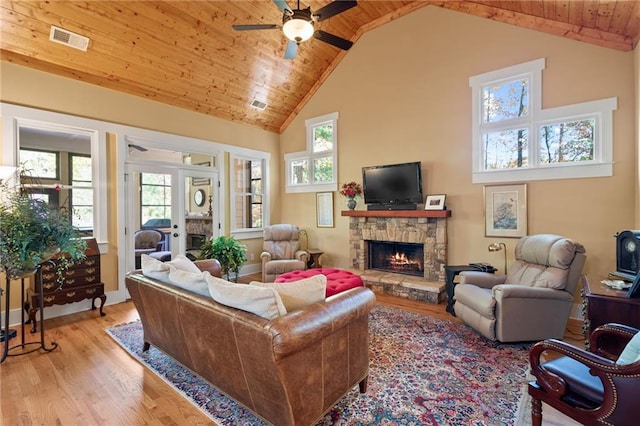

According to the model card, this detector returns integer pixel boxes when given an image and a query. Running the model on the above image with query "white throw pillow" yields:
[141,254,200,280]
[251,274,327,311]
[616,331,640,365]
[167,254,201,273]
[206,274,287,320]
[142,254,209,295]
[167,268,210,296]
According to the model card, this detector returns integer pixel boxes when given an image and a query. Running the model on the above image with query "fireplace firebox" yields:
[368,240,424,277]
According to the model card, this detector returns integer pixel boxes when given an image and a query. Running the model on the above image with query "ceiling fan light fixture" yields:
[282,9,314,43]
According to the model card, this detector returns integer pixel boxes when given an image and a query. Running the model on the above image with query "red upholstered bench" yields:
[275,268,364,297]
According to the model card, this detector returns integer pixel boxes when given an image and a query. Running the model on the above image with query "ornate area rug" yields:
[106,306,532,425]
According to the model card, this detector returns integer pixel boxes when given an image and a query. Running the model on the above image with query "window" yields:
[69,154,93,231]
[285,112,338,193]
[231,155,268,238]
[4,104,108,253]
[140,173,171,227]
[469,59,616,183]
[18,148,95,236]
[20,149,59,179]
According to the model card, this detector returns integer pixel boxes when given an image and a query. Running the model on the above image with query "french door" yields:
[124,163,219,273]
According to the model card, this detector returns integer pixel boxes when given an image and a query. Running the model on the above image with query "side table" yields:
[583,277,640,354]
[444,265,495,316]
[307,249,323,269]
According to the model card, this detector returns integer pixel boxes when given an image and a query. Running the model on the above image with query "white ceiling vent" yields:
[49,26,89,52]
[250,99,268,111]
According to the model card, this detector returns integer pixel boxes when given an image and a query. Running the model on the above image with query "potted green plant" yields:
[199,235,247,282]
[0,176,87,281]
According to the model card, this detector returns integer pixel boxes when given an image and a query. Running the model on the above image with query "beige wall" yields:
[279,6,637,300]
[0,63,281,300]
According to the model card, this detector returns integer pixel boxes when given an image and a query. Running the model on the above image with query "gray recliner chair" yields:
[260,224,309,282]
[454,234,586,342]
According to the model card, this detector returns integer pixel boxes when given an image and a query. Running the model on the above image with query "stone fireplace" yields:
[345,210,449,303]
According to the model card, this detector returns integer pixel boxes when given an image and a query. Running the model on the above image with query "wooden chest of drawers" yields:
[26,238,106,331]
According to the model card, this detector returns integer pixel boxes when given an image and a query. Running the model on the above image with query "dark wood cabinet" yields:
[584,278,640,353]
[26,238,106,331]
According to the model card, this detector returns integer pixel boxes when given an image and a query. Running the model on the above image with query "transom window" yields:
[285,112,338,193]
[469,58,616,183]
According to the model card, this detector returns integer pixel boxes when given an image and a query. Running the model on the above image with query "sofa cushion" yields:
[616,331,640,365]
[142,254,200,279]
[142,254,209,296]
[251,274,326,311]
[206,274,287,320]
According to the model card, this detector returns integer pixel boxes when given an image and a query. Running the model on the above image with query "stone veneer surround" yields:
[345,211,449,303]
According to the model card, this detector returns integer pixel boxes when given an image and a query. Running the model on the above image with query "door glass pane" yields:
[186,175,214,258]
[140,173,171,228]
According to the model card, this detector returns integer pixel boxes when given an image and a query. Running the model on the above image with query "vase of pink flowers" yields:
[340,181,362,210]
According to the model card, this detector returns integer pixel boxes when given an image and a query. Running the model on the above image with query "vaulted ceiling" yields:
[1,1,638,134]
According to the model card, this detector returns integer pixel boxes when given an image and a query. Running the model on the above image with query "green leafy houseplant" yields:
[0,180,87,280]
[199,235,247,282]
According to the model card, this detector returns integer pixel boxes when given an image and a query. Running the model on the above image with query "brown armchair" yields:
[260,224,308,282]
[528,323,640,426]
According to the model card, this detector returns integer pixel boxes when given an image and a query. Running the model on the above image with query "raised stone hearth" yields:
[343,210,450,303]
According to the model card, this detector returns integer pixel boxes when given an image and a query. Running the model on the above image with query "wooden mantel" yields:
[341,210,451,218]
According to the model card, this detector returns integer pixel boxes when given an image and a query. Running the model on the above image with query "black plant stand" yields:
[1,261,58,363]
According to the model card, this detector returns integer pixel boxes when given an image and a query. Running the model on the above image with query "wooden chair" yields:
[528,323,640,426]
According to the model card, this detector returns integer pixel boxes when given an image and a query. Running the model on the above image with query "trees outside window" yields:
[285,112,338,193]
[70,154,93,231]
[470,58,615,183]
[140,173,171,227]
[231,154,268,238]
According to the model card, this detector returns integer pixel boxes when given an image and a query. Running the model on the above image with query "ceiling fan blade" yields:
[314,30,353,50]
[284,40,298,59]
[232,24,280,31]
[314,0,357,22]
[272,0,292,13]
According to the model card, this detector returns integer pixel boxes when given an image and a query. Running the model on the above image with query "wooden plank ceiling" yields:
[1,1,639,134]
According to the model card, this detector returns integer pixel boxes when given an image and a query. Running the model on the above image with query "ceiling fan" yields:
[232,0,357,59]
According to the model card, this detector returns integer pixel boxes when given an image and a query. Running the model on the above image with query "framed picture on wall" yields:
[316,192,334,228]
[484,184,527,238]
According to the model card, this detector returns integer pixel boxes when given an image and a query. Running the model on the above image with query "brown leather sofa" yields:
[125,261,376,426]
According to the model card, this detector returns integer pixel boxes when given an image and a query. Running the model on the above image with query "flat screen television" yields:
[362,161,424,210]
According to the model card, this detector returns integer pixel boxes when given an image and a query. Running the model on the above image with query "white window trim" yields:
[285,112,338,193]
[2,104,109,253]
[230,153,270,240]
[469,59,616,184]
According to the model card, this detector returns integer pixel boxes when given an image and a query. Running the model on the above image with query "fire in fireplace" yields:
[368,240,424,277]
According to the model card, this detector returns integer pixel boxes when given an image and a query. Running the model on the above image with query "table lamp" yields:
[488,242,507,274]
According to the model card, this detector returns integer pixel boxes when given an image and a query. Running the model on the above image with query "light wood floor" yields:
[0,277,582,425]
